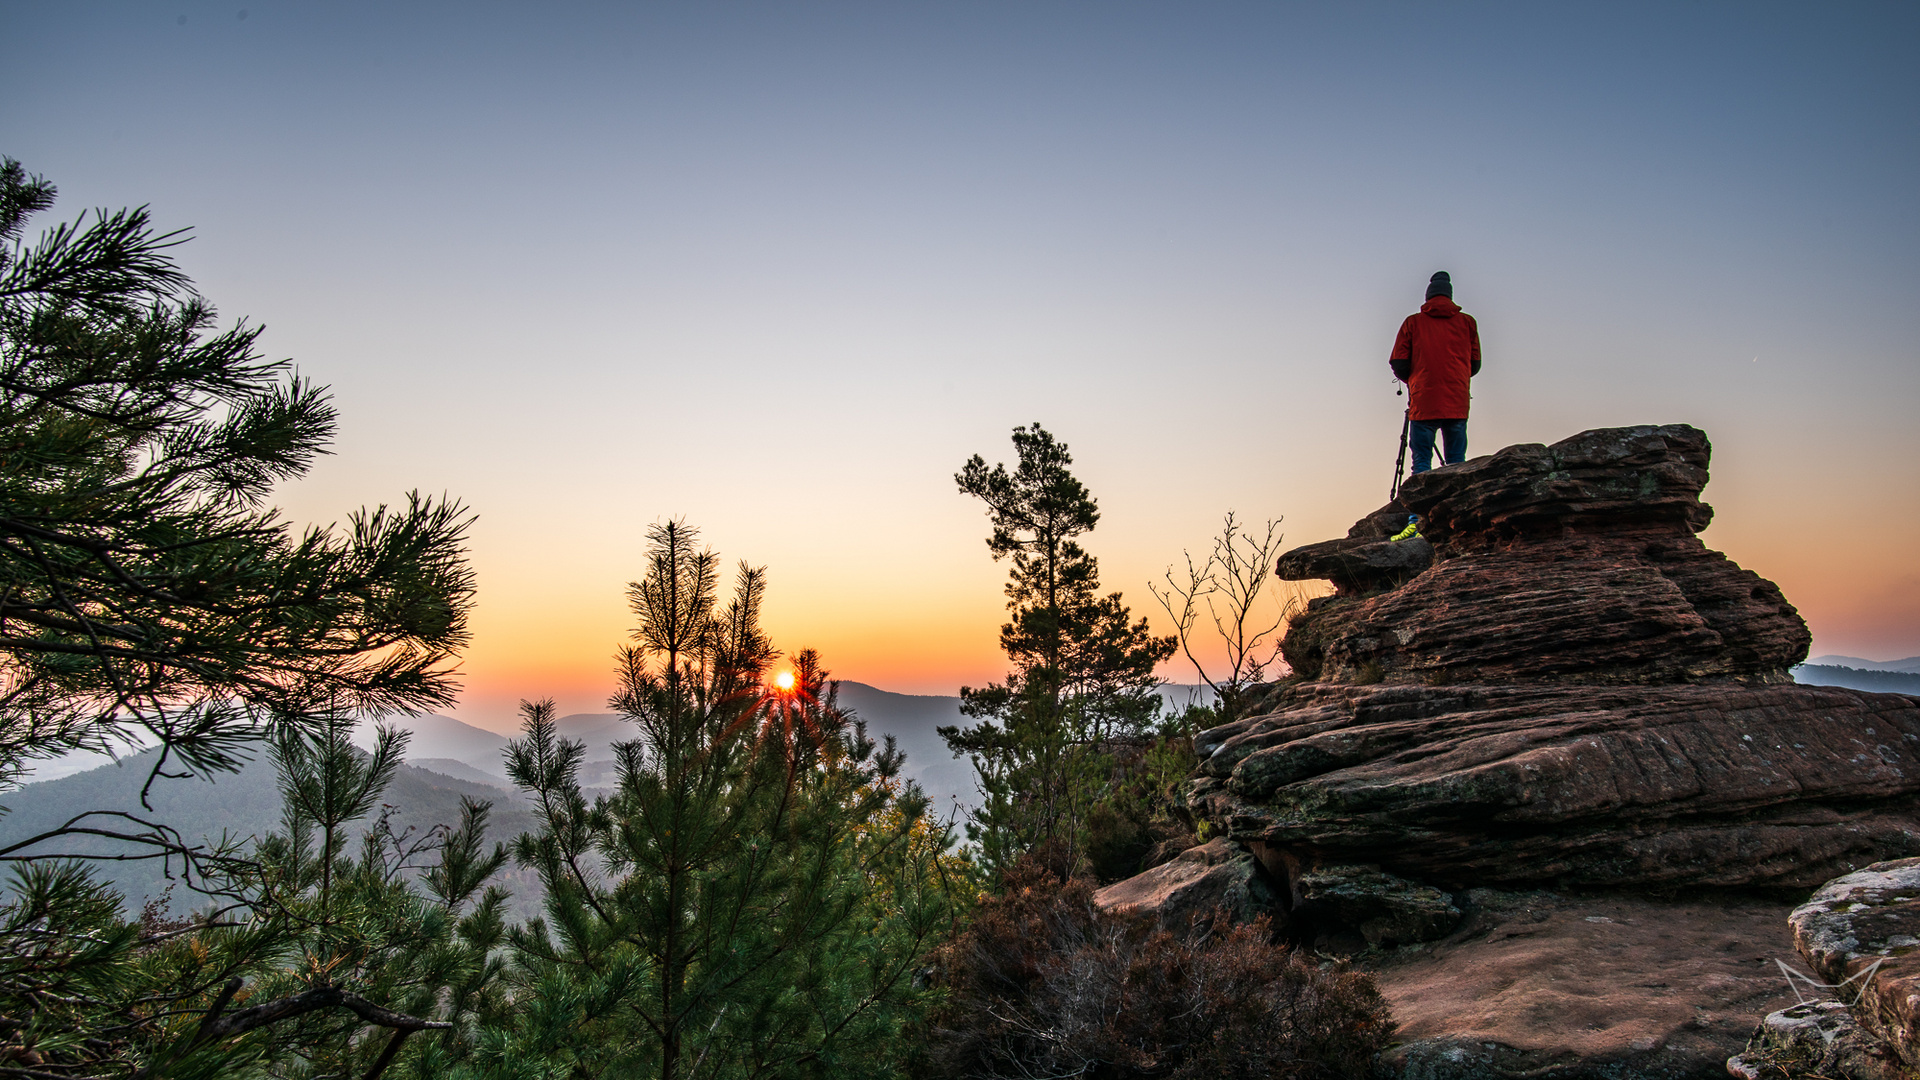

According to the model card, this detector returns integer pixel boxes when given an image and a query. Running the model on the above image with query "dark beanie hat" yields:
[1426,271,1453,300]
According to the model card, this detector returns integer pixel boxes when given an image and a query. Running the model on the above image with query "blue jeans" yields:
[1409,418,1467,473]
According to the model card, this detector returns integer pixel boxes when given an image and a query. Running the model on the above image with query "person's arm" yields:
[1468,314,1482,376]
[1390,317,1414,381]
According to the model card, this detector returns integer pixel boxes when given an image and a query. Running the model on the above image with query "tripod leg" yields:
[1392,411,1410,500]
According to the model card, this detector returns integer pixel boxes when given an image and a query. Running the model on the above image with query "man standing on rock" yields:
[1391,271,1481,473]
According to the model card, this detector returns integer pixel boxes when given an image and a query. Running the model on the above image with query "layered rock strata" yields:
[1277,425,1808,686]
[1187,680,1920,890]
[1096,423,1920,1076]
[1087,837,1272,928]
[1177,425,1920,894]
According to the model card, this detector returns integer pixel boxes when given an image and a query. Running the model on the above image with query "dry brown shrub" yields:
[923,853,1393,1079]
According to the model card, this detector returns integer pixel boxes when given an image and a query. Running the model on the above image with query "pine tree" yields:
[0,157,484,1077]
[227,714,511,1078]
[943,423,1174,875]
[0,155,474,807]
[473,522,958,1080]
[0,712,512,1079]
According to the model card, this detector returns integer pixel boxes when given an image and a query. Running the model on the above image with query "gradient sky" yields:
[4,2,1916,733]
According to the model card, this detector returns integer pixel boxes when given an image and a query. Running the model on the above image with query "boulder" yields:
[1725,1001,1907,1080]
[1278,425,1808,685]
[1395,423,1717,542]
[1788,857,1920,1072]
[1274,535,1432,597]
[1089,837,1275,928]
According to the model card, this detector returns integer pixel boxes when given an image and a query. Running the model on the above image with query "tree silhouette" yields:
[0,157,474,807]
[944,424,1173,875]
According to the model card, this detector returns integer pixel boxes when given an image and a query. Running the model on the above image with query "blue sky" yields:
[5,2,1915,725]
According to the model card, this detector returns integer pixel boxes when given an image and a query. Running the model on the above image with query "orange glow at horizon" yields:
[430,439,1918,742]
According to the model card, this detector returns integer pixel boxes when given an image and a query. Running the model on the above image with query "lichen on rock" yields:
[1787,857,1920,1074]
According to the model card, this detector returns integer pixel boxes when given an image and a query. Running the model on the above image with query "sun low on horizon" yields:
[4,1,1913,738]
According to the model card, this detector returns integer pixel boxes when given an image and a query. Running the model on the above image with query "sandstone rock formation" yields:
[1372,889,1798,1080]
[1277,425,1809,686]
[1186,679,1920,891]
[1094,423,1920,1076]
[1179,425,1920,895]
[1290,863,1460,947]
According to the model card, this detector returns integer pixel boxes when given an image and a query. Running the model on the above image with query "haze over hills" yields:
[1792,663,1920,695]
[1805,655,1920,674]
[383,712,511,762]
[1,677,1216,913]
[23,656,1909,922]
[834,682,974,819]
[0,680,993,913]
[367,681,1211,815]
[321,684,992,810]
[0,745,545,918]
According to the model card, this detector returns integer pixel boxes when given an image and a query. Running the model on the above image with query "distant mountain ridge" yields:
[1792,664,1920,695]
[0,745,543,918]
[1806,655,1920,674]
[376,682,1210,814]
[2,678,1216,912]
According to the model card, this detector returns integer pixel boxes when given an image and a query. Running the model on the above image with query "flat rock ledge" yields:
[1186,681,1920,890]
[1367,890,1797,1080]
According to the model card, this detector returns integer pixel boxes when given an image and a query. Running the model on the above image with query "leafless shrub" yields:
[1152,514,1303,727]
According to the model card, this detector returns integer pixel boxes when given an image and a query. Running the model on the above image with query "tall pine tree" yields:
[474,522,958,1080]
[943,424,1173,875]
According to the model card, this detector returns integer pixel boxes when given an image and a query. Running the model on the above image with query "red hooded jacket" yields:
[1390,296,1481,421]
